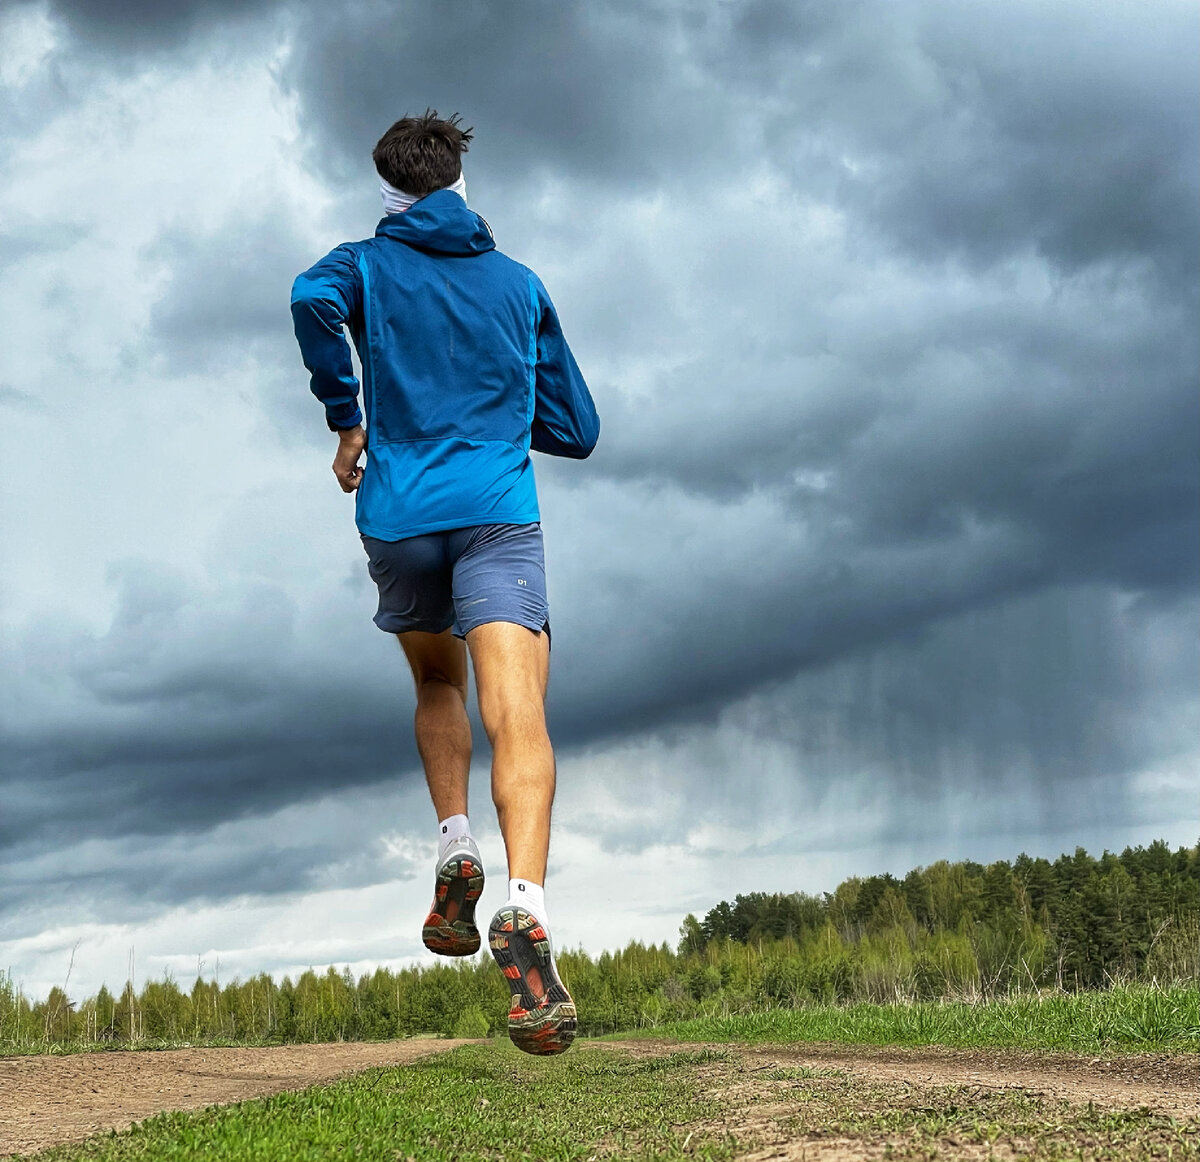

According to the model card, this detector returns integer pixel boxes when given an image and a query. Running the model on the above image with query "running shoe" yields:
[488,905,577,1055]
[422,836,485,956]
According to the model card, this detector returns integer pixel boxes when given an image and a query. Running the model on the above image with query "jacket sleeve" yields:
[290,244,365,431]
[529,276,600,458]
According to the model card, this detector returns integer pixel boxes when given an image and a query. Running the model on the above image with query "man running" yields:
[290,111,598,1055]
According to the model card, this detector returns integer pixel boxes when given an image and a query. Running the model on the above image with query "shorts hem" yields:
[372,613,455,635]
[358,512,541,541]
[454,616,552,650]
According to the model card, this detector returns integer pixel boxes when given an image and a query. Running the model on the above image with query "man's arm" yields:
[290,244,365,432]
[529,276,600,459]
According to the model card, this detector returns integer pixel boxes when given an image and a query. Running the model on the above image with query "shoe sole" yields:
[422,855,484,956]
[488,906,577,1055]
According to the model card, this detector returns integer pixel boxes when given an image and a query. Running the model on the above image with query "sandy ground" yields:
[0,1039,469,1157]
[1,1038,1196,1158]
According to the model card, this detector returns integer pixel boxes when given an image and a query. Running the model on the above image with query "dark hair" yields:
[372,109,473,197]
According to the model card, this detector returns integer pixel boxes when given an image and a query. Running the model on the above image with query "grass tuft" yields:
[615,983,1200,1053]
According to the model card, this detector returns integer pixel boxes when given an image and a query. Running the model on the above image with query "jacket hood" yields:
[375,189,496,256]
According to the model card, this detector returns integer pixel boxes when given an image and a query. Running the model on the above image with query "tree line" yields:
[682,839,1199,991]
[2,839,1195,1050]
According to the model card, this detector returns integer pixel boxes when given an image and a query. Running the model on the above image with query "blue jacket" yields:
[290,189,599,540]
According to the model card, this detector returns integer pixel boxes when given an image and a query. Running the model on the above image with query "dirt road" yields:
[606,1039,1200,1119]
[2,1039,1196,1158]
[0,1039,468,1156]
[606,1040,1200,1161]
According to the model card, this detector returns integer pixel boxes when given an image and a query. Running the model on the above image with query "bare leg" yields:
[465,621,552,884]
[398,629,471,822]
[469,622,575,1055]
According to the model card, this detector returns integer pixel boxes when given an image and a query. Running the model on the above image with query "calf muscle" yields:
[467,622,554,884]
[399,630,472,822]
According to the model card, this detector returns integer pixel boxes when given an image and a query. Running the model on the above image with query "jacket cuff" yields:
[326,406,363,432]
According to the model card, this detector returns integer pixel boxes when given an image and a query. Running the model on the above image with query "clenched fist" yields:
[332,425,366,493]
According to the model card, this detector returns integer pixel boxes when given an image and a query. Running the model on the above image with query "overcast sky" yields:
[1,0,1197,1000]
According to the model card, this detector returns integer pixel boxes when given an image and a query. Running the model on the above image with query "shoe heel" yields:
[424,856,484,957]
[488,907,577,1056]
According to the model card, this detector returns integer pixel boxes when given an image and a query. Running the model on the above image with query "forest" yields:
[3,839,1196,1048]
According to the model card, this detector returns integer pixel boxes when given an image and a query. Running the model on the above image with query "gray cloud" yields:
[31,0,283,51]
[142,210,319,433]
[728,1,1200,282]
[1,0,1196,938]
[281,1,721,192]
[147,213,303,367]
[0,220,89,268]
[587,274,1198,587]
[2,584,418,854]
[1,793,424,928]
[553,582,1200,860]
[281,0,1199,276]
[0,384,40,410]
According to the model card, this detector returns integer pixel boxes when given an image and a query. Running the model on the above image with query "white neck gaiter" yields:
[379,172,467,215]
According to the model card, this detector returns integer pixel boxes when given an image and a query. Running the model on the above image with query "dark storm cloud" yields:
[4,542,1190,920]
[1,563,418,852]
[721,1,1200,282]
[538,484,1058,752]
[587,276,1199,593]
[565,583,1200,858]
[281,0,711,191]
[283,0,1199,276]
[27,0,1200,285]
[4,836,320,922]
[73,0,1200,743]
[30,0,284,51]
[1,811,422,925]
[2,0,1196,930]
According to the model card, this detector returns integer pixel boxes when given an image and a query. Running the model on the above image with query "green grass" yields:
[14,1044,739,1162]
[0,1037,277,1059]
[616,984,1200,1052]
[10,985,1197,1062]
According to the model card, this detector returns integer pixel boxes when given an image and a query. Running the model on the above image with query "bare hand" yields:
[333,425,366,492]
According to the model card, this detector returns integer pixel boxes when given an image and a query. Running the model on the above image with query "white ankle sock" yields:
[508,879,558,967]
[437,814,472,858]
[508,878,546,920]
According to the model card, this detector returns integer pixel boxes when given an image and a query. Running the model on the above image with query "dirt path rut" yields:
[605,1039,1200,1119]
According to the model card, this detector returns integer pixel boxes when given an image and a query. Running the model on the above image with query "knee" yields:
[415,671,468,704]
[479,693,545,744]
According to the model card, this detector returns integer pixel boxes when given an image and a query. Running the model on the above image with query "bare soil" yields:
[602,1041,1200,1161]
[605,1039,1200,1119]
[0,1039,469,1157]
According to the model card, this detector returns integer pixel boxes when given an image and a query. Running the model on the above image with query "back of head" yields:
[373,110,473,197]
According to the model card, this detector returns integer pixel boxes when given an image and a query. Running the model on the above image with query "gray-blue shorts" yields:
[361,522,550,647]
